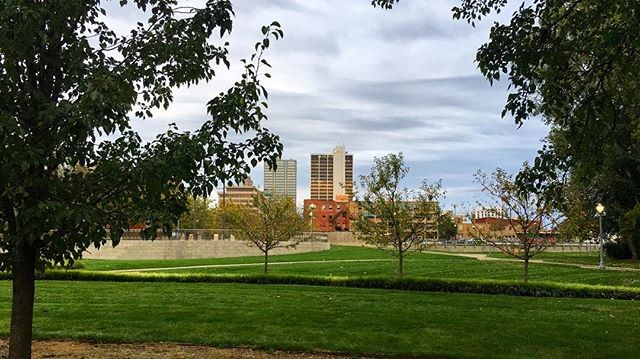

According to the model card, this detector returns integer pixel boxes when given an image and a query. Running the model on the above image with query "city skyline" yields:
[104,1,549,209]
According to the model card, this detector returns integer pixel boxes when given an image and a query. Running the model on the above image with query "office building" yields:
[473,206,508,220]
[218,177,259,207]
[310,146,353,201]
[264,159,297,203]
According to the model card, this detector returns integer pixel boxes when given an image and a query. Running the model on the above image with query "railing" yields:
[420,239,601,252]
[118,229,328,242]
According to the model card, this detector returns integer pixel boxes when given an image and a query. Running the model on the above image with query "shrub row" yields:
[2,270,638,300]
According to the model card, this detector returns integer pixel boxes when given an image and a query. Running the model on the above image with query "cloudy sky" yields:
[107,0,549,209]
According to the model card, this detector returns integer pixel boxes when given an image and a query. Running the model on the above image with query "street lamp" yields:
[308,203,317,239]
[595,203,606,270]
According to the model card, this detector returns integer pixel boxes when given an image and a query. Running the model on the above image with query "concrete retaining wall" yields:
[83,240,330,260]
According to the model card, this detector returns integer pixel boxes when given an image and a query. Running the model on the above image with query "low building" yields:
[218,177,259,207]
[303,199,350,232]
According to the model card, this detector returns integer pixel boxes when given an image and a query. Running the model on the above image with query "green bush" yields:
[605,240,633,260]
[2,270,635,301]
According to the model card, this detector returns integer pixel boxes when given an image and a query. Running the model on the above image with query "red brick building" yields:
[303,199,350,232]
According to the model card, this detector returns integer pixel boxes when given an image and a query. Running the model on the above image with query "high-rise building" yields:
[218,177,259,207]
[310,146,353,201]
[264,159,297,203]
[473,206,508,220]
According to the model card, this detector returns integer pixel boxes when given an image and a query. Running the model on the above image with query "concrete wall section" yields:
[83,240,330,260]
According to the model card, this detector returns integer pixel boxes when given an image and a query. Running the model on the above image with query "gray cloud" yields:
[105,0,549,208]
[378,17,468,41]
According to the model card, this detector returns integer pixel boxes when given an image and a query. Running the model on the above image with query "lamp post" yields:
[308,203,316,239]
[595,203,606,270]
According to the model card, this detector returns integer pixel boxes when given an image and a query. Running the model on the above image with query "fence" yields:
[119,228,328,242]
[422,239,601,253]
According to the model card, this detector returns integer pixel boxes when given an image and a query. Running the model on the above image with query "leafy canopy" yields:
[0,0,284,269]
[452,0,640,256]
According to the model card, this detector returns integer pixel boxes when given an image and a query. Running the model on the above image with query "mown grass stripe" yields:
[2,270,638,300]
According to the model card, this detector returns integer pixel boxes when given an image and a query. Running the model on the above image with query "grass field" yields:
[79,246,640,287]
[1,280,639,358]
[487,251,640,269]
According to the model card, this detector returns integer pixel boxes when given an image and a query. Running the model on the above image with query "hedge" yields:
[1,270,639,300]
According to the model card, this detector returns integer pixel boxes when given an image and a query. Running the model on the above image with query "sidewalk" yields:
[431,251,640,272]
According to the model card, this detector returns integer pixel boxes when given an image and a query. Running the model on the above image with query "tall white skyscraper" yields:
[310,146,353,201]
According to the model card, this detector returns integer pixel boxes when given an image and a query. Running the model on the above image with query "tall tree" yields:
[451,0,640,258]
[0,1,283,357]
[224,193,308,274]
[472,168,558,282]
[353,153,444,277]
[372,0,640,258]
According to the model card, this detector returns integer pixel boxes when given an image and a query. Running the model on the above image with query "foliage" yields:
[437,212,457,240]
[224,193,308,273]
[472,167,558,282]
[0,1,284,356]
[353,153,444,277]
[453,0,640,259]
[370,0,399,9]
[604,241,633,261]
[553,180,598,242]
[178,196,222,229]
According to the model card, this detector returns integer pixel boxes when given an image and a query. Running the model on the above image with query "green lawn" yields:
[1,280,639,358]
[79,245,386,271]
[79,246,640,287]
[488,251,640,269]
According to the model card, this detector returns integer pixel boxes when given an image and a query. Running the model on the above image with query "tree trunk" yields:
[523,257,529,283]
[263,250,269,274]
[9,243,37,359]
[398,250,404,278]
[626,237,638,261]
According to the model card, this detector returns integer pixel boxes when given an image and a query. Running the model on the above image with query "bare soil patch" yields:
[0,339,373,359]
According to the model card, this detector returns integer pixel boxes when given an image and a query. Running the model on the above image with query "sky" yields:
[105,0,549,210]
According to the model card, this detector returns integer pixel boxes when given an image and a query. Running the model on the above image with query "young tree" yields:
[472,168,558,282]
[0,2,283,357]
[225,193,308,274]
[353,153,444,277]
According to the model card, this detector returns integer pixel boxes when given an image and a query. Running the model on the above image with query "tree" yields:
[353,153,444,277]
[438,213,457,241]
[373,0,640,258]
[224,192,308,274]
[472,168,558,282]
[0,2,283,357]
[451,0,640,259]
[178,196,222,230]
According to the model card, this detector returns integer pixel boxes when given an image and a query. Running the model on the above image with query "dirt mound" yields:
[0,339,371,359]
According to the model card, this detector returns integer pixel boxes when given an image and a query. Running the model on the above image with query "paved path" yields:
[110,252,640,273]
[431,251,640,272]
[111,258,394,273]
